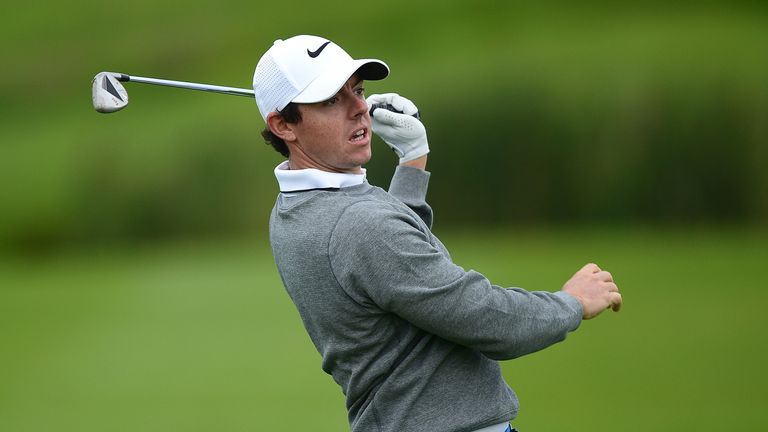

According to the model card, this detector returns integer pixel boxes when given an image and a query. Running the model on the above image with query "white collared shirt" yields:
[274,161,366,194]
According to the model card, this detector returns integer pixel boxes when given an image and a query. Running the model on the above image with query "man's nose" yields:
[349,94,368,118]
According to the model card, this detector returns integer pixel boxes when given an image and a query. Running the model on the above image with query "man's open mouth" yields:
[350,128,367,143]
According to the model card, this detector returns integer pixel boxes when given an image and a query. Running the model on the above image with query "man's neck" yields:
[287,156,363,174]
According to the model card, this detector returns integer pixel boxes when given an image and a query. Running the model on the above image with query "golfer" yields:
[253,35,621,432]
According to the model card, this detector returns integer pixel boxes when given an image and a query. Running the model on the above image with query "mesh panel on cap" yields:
[253,53,299,120]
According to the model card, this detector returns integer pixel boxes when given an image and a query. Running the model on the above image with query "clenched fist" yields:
[562,263,622,319]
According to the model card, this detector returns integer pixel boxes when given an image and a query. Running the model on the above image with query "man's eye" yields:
[355,87,365,97]
[324,97,338,106]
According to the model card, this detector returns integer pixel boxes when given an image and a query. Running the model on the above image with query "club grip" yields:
[369,103,421,120]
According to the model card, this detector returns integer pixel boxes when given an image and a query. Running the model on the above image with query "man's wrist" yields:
[399,154,428,170]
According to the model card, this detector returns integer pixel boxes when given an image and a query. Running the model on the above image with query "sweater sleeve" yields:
[387,165,433,228]
[329,202,583,361]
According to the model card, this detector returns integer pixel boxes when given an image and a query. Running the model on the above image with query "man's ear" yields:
[266,112,296,142]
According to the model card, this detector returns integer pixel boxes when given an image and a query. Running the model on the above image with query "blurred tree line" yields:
[0,1,766,253]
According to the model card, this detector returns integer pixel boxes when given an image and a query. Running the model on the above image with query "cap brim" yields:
[291,59,389,104]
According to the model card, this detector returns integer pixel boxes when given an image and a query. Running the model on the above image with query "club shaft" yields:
[116,73,254,97]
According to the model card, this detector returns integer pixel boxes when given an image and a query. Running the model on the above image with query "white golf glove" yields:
[366,93,429,163]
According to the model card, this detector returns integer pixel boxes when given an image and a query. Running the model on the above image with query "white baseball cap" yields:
[253,35,389,121]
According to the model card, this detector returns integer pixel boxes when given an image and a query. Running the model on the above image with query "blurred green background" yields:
[1,1,767,431]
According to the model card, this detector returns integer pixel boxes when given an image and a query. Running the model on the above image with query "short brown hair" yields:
[261,103,302,158]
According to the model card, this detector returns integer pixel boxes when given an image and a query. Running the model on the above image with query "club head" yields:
[92,72,128,113]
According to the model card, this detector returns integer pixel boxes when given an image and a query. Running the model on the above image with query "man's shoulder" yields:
[270,187,417,249]
[271,186,405,229]
[273,186,387,213]
[330,193,429,243]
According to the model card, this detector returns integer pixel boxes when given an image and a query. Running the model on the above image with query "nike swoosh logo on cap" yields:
[307,41,331,58]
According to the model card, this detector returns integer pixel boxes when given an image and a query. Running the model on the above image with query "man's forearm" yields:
[388,164,433,228]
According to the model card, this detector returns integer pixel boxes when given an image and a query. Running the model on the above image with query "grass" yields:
[1,227,766,431]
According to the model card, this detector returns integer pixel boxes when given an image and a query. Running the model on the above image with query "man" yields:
[253,35,622,432]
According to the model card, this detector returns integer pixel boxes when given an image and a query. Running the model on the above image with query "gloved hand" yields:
[366,93,429,163]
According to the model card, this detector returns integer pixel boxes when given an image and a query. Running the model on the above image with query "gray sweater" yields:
[269,166,582,432]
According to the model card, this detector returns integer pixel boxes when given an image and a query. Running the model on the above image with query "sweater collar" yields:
[274,161,367,192]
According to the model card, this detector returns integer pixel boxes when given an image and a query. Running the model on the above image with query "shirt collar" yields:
[274,161,367,192]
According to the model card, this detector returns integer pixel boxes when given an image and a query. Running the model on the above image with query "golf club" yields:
[92,71,420,118]
[369,103,420,120]
[92,72,254,113]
